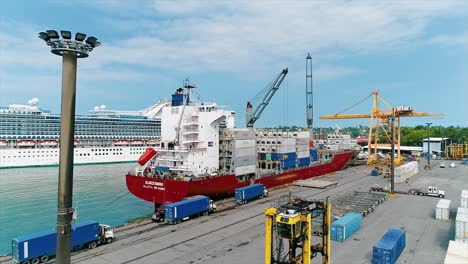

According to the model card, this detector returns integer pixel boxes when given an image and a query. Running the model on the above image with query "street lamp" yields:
[38,30,100,264]
[425,122,432,170]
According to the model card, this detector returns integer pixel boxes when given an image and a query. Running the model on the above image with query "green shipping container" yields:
[266,153,272,160]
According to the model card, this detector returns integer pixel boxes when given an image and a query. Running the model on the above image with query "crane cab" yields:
[276,210,302,240]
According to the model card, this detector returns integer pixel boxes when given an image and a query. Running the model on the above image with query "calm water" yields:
[0,163,153,255]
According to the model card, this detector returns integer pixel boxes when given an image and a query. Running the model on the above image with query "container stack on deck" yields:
[219,128,257,178]
[256,130,312,172]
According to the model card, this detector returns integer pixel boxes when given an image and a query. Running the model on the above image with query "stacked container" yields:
[373,229,406,264]
[456,207,468,243]
[444,240,468,264]
[435,199,451,220]
[461,190,468,208]
[309,149,318,162]
[330,212,362,241]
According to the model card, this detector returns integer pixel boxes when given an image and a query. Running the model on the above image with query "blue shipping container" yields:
[271,153,278,161]
[235,184,265,204]
[373,229,406,264]
[281,159,296,169]
[12,220,100,263]
[260,153,267,160]
[278,153,297,161]
[309,149,318,161]
[331,212,362,242]
[165,196,209,223]
[298,157,311,166]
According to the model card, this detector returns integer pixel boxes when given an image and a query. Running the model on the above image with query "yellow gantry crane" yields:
[265,197,332,264]
[321,91,441,166]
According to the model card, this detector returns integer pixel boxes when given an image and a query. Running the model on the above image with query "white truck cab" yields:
[428,186,445,198]
[209,199,217,213]
[99,224,115,244]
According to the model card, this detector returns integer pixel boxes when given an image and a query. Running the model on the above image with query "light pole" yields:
[426,122,432,169]
[38,30,100,264]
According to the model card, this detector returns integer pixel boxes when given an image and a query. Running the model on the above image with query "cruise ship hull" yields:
[125,151,353,204]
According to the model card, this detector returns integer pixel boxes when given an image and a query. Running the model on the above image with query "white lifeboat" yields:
[147,139,160,146]
[17,140,35,147]
[0,140,8,147]
[40,140,58,147]
[130,140,144,146]
[74,140,79,146]
[115,140,129,146]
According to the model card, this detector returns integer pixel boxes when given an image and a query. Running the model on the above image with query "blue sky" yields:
[0,0,467,128]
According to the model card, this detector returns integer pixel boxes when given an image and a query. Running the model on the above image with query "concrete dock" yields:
[2,161,467,264]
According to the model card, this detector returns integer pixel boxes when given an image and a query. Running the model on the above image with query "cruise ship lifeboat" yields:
[115,140,129,146]
[17,140,35,147]
[130,140,144,146]
[40,140,58,147]
[74,140,79,146]
[0,140,7,147]
[147,139,160,146]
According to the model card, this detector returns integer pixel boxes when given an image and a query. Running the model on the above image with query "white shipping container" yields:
[296,144,309,152]
[461,190,468,208]
[436,199,451,220]
[235,147,257,158]
[234,164,256,175]
[277,146,296,153]
[297,150,310,158]
[296,137,309,145]
[456,207,468,243]
[234,139,256,149]
[444,240,468,264]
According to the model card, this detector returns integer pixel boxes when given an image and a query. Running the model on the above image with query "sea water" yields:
[0,163,153,255]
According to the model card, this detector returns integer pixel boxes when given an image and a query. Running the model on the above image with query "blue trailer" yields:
[373,229,406,264]
[331,212,362,242]
[12,220,114,264]
[235,184,268,204]
[164,195,216,224]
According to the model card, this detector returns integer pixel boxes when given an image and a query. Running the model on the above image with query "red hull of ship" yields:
[125,151,353,204]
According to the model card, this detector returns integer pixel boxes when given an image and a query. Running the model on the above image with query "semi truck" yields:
[234,184,268,204]
[12,220,114,264]
[409,186,445,198]
[164,195,216,224]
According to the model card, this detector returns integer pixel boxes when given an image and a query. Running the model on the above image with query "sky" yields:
[0,0,467,128]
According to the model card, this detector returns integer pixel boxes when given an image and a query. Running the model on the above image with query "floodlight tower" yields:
[306,53,313,135]
[38,30,100,264]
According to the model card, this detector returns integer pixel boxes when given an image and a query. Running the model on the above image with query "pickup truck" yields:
[409,186,445,198]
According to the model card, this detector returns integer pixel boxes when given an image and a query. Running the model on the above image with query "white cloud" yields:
[428,32,468,46]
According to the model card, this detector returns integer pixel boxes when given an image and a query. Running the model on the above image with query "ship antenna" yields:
[184,77,197,104]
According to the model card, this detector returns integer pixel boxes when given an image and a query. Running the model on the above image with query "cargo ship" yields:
[126,81,354,206]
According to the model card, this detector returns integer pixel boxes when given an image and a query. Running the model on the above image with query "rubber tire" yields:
[40,255,49,263]
[106,237,113,244]
[31,258,40,264]
[22,261,31,264]
[89,241,97,249]
[439,194,444,198]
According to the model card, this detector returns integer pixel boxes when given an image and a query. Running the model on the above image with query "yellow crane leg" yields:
[303,213,312,264]
[323,202,332,264]
[265,208,276,264]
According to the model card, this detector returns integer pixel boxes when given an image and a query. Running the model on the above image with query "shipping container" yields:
[282,159,296,169]
[278,152,297,161]
[233,156,257,167]
[461,190,468,208]
[235,184,266,204]
[373,229,406,264]
[310,149,318,161]
[12,221,101,263]
[164,196,210,224]
[296,145,309,152]
[436,199,451,220]
[234,164,256,175]
[331,212,362,242]
[297,150,310,158]
[234,147,256,158]
[444,240,468,264]
[271,153,278,161]
[234,139,256,149]
[266,153,272,160]
[456,207,468,243]
[298,157,311,166]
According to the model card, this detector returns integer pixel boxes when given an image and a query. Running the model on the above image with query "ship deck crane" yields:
[320,91,441,166]
[265,196,331,264]
[246,68,288,128]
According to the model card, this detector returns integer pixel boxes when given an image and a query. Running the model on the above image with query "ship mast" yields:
[306,53,313,135]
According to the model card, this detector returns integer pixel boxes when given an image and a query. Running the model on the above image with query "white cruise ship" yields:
[0,98,168,168]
